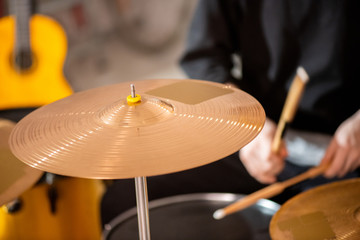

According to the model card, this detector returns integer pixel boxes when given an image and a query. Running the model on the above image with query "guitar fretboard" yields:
[10,0,33,70]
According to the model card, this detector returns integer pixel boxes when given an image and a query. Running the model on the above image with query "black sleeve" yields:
[179,0,238,84]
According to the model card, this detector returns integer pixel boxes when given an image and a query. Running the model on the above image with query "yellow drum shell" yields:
[0,177,104,240]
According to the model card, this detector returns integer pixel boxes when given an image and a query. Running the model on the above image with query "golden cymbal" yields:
[9,79,265,179]
[270,178,360,240]
[0,118,43,206]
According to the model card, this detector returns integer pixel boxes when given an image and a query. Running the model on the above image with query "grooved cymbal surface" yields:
[9,79,265,179]
[0,118,42,205]
[270,178,360,240]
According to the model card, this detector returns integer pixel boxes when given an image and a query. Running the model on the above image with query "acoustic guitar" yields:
[0,0,73,110]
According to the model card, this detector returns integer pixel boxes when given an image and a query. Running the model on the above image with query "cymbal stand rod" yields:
[135,176,151,240]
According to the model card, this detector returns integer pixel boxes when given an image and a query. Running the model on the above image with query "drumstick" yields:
[271,66,309,153]
[213,66,310,220]
[213,163,329,220]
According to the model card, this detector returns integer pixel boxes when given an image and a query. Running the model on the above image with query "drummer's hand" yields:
[239,118,288,184]
[322,110,360,178]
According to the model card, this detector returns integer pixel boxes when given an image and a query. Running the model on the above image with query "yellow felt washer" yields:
[127,94,142,104]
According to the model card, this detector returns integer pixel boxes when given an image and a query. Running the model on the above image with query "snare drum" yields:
[103,193,280,240]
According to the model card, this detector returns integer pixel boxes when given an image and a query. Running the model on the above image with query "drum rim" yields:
[102,192,280,238]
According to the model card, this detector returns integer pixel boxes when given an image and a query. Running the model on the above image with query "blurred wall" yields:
[32,0,199,91]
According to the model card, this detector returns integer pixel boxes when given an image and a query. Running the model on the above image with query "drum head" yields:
[103,193,279,240]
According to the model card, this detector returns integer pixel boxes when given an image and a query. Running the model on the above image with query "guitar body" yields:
[0,14,73,110]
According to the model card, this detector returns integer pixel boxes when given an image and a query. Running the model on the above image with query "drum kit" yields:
[1,78,359,239]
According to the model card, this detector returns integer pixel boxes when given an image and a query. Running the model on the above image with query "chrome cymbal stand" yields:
[135,176,151,240]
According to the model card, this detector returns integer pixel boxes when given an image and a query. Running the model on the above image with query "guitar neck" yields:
[11,0,33,70]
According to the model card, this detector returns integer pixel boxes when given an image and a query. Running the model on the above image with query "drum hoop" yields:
[103,192,280,238]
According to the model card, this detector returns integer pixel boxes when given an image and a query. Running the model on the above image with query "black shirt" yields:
[180,0,360,134]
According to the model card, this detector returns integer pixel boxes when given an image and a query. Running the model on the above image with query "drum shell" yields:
[103,193,280,240]
[0,177,104,240]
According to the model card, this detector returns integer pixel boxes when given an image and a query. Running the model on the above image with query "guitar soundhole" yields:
[14,50,33,71]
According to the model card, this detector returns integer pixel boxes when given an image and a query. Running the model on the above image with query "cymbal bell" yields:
[270,178,360,240]
[9,79,265,179]
[0,118,43,206]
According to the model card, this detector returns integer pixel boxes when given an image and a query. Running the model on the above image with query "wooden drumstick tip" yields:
[213,209,225,220]
[296,66,309,83]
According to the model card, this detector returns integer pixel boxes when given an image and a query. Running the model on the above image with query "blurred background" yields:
[1,0,198,91]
